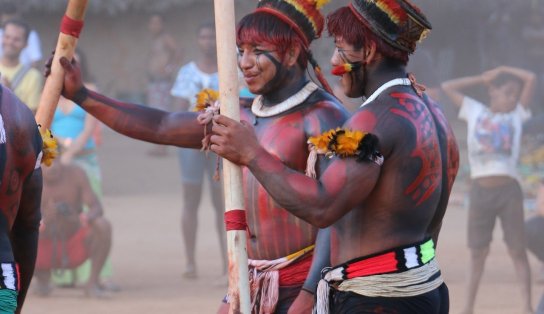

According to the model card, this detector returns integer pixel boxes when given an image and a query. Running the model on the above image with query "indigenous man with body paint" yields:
[0,85,43,313]
[210,0,459,312]
[51,0,349,312]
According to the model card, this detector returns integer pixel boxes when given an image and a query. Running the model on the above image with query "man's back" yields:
[0,85,41,230]
[334,86,459,264]
[0,84,42,313]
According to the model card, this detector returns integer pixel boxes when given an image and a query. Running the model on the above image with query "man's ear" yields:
[285,45,301,67]
[363,41,378,65]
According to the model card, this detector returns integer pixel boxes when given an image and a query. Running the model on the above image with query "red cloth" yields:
[35,224,91,270]
[278,253,313,286]
[345,251,398,279]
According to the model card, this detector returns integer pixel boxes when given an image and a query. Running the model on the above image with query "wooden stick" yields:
[35,0,88,129]
[213,1,251,313]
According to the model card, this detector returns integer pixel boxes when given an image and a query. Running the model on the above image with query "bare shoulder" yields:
[347,88,430,155]
[1,87,41,153]
[303,89,350,127]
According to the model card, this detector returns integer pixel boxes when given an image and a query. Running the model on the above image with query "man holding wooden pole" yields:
[50,0,348,312]
[210,1,459,313]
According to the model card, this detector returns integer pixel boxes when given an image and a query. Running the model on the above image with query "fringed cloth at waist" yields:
[228,245,314,314]
[314,238,443,314]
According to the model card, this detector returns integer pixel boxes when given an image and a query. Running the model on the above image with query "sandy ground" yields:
[22,129,543,314]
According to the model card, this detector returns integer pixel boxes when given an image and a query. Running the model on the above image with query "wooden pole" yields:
[213,1,251,313]
[35,0,88,129]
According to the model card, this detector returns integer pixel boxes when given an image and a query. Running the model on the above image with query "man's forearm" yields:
[442,75,483,92]
[247,150,335,227]
[303,228,331,293]
[76,90,205,149]
[500,66,535,82]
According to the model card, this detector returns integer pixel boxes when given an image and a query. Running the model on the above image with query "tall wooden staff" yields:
[213,1,251,313]
[35,0,88,129]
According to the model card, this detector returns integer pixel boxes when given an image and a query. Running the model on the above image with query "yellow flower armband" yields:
[193,88,220,112]
[193,88,222,181]
[305,128,383,178]
[38,125,58,167]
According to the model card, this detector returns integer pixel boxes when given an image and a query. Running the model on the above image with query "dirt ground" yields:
[23,129,543,314]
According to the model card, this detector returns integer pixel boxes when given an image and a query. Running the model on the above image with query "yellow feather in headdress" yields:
[314,0,331,9]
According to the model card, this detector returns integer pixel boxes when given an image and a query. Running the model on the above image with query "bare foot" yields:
[182,265,198,280]
[33,282,53,297]
[85,285,112,299]
[99,280,122,292]
[182,269,198,280]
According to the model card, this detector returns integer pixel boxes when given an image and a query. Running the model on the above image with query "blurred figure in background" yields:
[526,181,544,314]
[35,154,112,298]
[170,21,226,280]
[0,3,42,68]
[52,50,101,192]
[50,49,116,291]
[442,65,536,314]
[0,19,42,113]
[146,13,181,157]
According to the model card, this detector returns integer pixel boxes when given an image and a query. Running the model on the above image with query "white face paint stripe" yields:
[1,263,16,290]
[404,247,419,269]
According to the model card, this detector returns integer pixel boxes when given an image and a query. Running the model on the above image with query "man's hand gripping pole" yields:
[35,0,88,166]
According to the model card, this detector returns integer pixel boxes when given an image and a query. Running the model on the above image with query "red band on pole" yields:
[224,210,249,233]
[60,15,84,38]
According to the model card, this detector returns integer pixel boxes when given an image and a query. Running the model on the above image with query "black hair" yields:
[491,72,523,90]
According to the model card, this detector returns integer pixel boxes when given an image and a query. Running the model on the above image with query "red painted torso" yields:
[241,91,348,260]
